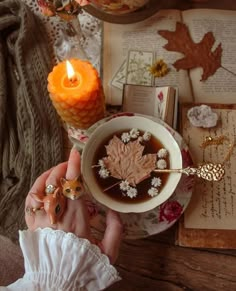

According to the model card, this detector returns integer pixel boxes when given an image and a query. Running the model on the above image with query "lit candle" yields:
[47,59,105,129]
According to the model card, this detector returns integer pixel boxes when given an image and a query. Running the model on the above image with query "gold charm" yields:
[200,135,235,164]
[61,176,84,200]
[31,188,66,224]
[200,135,229,148]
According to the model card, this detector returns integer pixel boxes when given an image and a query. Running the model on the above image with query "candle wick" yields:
[69,75,77,83]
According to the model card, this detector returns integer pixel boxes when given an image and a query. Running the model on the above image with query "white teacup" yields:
[81,115,182,213]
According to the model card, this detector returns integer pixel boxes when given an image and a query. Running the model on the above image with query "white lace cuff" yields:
[11,228,121,290]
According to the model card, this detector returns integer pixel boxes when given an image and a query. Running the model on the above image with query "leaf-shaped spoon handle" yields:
[154,163,225,182]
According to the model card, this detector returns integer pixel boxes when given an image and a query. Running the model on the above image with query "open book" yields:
[102,9,236,106]
[122,84,178,129]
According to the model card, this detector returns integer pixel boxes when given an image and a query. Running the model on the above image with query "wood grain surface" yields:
[108,225,236,290]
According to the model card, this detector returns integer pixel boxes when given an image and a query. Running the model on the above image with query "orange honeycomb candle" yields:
[47,59,105,129]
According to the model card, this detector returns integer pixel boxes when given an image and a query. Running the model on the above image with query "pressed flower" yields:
[121,132,131,143]
[99,168,110,178]
[157,148,168,158]
[148,187,159,197]
[156,159,167,169]
[143,131,151,141]
[157,91,164,102]
[151,177,162,187]
[130,128,140,139]
[120,180,130,191]
[149,59,169,78]
[126,187,138,198]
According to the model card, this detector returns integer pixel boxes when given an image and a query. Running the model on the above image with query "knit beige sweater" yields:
[0,0,64,242]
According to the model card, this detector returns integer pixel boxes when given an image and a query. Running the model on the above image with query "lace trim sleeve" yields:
[18,228,120,290]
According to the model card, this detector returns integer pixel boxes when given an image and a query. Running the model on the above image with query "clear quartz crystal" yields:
[187,105,218,128]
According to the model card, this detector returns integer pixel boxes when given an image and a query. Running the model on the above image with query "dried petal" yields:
[120,180,130,191]
[151,177,162,187]
[148,187,159,197]
[156,159,167,169]
[157,148,168,158]
[126,187,138,198]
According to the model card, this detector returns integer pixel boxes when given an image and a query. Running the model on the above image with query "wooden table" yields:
[108,227,236,290]
[100,1,236,290]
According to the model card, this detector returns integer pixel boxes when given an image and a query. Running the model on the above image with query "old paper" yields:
[181,104,236,230]
[103,9,193,105]
[183,9,236,103]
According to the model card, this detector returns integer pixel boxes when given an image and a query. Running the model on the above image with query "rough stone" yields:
[187,105,218,128]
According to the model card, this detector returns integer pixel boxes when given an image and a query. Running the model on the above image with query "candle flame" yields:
[66,60,76,81]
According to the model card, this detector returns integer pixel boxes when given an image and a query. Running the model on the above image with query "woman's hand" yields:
[25,148,123,264]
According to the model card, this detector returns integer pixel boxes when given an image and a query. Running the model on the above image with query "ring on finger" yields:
[25,206,44,216]
[61,177,85,200]
[45,184,57,194]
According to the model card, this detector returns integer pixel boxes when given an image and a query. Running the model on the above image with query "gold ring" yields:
[25,206,44,216]
[60,177,84,200]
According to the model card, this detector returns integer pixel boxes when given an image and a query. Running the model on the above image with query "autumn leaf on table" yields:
[103,136,157,186]
[158,22,222,81]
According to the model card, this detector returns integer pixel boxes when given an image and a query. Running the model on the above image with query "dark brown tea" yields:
[92,129,170,203]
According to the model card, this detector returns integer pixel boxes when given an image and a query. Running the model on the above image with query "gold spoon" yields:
[154,162,225,182]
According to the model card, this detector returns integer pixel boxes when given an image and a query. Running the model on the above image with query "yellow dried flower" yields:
[149,59,169,77]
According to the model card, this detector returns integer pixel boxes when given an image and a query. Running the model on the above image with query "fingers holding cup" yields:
[25,148,94,243]
[100,210,123,264]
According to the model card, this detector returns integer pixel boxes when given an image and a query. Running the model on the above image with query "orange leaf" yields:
[158,22,222,81]
[103,136,157,186]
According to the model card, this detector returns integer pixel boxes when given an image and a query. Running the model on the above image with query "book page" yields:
[103,9,193,105]
[181,104,236,230]
[182,9,236,103]
[122,85,177,128]
[122,85,157,116]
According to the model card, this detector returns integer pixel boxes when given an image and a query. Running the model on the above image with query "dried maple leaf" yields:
[158,22,222,81]
[103,136,157,186]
